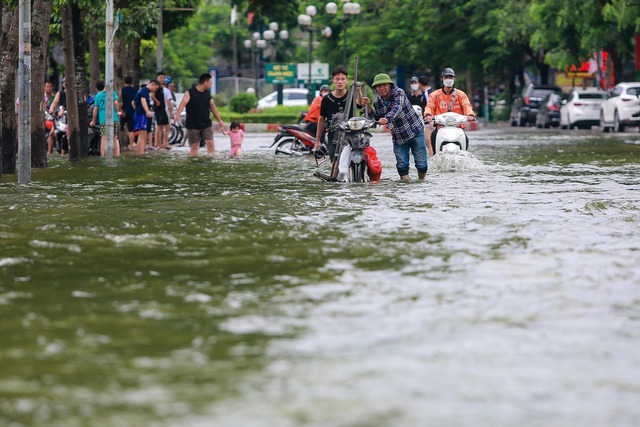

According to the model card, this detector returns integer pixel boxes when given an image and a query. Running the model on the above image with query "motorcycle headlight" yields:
[445,117,457,126]
[347,118,365,131]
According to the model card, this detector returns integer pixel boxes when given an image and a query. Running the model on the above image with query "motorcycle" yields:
[335,116,381,182]
[168,120,185,145]
[312,57,382,183]
[87,124,101,156]
[313,114,381,183]
[432,112,470,153]
[270,123,316,155]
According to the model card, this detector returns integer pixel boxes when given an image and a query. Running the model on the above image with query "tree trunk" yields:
[0,5,18,175]
[114,37,124,93]
[127,38,141,88]
[62,5,80,161]
[30,0,53,168]
[536,50,550,85]
[71,3,88,157]
[114,37,126,147]
[609,49,623,85]
[116,0,129,88]
[0,0,2,179]
[89,28,100,96]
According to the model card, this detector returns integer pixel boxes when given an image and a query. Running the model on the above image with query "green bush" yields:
[229,93,257,114]
[212,93,227,108]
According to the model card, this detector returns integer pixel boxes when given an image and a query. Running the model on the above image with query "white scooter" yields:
[432,112,469,153]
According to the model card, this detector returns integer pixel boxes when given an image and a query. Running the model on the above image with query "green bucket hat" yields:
[372,73,394,87]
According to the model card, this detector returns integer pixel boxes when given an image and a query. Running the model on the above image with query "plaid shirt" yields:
[372,86,423,144]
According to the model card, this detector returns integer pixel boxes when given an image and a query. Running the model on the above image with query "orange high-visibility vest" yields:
[425,88,474,117]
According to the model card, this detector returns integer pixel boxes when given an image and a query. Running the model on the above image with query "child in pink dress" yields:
[223,121,244,157]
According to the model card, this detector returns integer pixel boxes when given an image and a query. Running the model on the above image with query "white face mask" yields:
[410,84,419,91]
[443,78,455,88]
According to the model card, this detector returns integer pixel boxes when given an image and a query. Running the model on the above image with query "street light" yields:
[243,33,267,95]
[262,22,290,106]
[298,6,332,103]
[325,1,361,66]
[262,21,289,62]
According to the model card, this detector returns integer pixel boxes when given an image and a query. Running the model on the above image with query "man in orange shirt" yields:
[424,68,475,156]
[303,84,331,137]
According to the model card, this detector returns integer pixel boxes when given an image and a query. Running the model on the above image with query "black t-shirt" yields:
[319,92,349,142]
[406,91,426,111]
[121,86,137,115]
[185,87,212,130]
[154,87,165,111]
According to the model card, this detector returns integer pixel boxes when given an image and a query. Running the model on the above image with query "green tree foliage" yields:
[133,0,639,99]
[153,3,238,86]
[237,0,301,23]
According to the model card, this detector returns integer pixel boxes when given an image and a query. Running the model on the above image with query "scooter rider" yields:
[359,73,428,181]
[314,66,350,162]
[424,68,475,156]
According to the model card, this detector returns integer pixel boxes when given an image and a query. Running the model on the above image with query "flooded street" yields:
[1,127,639,426]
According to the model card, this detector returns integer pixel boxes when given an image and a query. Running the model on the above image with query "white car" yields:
[559,89,607,129]
[257,88,309,108]
[599,82,640,132]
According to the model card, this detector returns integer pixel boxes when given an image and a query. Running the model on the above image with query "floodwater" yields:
[1,127,639,426]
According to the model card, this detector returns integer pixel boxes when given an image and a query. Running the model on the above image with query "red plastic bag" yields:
[365,146,382,182]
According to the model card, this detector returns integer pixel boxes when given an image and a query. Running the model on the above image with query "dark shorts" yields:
[134,113,148,132]
[100,123,119,136]
[121,112,135,132]
[155,108,169,126]
[186,127,213,144]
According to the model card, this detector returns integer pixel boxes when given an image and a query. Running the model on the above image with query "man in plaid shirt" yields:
[359,73,428,181]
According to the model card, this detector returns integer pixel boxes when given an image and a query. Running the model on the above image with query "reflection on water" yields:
[1,130,640,426]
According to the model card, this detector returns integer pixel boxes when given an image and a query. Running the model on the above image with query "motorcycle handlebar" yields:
[424,114,476,121]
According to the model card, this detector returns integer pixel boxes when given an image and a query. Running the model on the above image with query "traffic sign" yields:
[297,63,329,83]
[266,63,296,84]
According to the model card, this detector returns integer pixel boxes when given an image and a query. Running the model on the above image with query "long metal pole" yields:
[308,30,313,104]
[157,0,163,71]
[18,0,32,184]
[232,27,237,73]
[105,0,114,159]
[251,46,257,93]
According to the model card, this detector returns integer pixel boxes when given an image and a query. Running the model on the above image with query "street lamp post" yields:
[262,22,290,105]
[243,33,267,95]
[298,6,332,104]
[262,21,289,62]
[326,1,361,66]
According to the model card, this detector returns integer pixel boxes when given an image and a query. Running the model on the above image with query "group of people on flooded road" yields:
[40,71,237,159]
[40,64,475,176]
[96,71,230,158]
[311,65,476,181]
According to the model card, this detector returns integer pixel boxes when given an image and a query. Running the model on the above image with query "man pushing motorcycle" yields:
[358,73,428,181]
[423,68,476,156]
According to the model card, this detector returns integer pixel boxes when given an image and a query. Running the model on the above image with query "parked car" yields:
[257,88,309,108]
[560,89,608,129]
[535,92,563,128]
[599,82,640,132]
[510,83,562,127]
